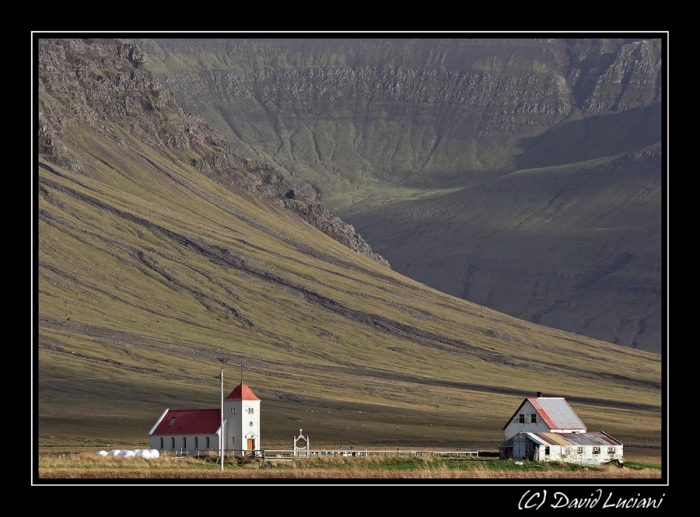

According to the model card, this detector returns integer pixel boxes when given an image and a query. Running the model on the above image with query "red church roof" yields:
[150,408,221,435]
[225,382,260,401]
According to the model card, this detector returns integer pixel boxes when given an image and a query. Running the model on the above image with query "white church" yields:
[148,382,261,456]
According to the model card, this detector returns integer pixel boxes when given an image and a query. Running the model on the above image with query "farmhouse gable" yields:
[503,395,586,441]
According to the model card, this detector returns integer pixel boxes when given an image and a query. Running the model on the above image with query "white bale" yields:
[96,450,108,456]
[121,450,135,457]
[148,449,160,458]
[141,450,152,459]
[107,450,121,455]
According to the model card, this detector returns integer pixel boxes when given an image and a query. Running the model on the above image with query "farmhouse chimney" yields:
[537,391,542,398]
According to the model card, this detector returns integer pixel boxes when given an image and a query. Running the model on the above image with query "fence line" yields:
[163,448,479,460]
[263,449,479,459]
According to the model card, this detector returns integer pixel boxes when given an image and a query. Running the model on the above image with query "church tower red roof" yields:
[225,382,261,401]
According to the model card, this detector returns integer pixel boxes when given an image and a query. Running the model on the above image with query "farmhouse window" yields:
[206,437,210,449]
[531,414,537,423]
[545,447,550,455]
[593,447,601,454]
[608,447,615,453]
[195,437,199,449]
[171,437,175,449]
[248,407,255,415]
[519,414,525,423]
[160,437,164,449]
[183,437,187,449]
[577,447,583,454]
[231,408,236,415]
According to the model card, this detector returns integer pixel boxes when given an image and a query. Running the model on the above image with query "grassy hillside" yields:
[36,39,661,458]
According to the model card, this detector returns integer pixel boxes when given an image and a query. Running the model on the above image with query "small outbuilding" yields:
[499,393,623,464]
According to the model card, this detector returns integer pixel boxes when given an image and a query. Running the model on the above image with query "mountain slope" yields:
[36,38,661,451]
[344,145,662,352]
[131,37,663,353]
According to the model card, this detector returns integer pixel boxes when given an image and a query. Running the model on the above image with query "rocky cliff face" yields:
[38,38,389,267]
[566,39,662,112]
[133,38,662,212]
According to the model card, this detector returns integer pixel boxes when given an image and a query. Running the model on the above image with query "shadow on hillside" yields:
[515,104,661,170]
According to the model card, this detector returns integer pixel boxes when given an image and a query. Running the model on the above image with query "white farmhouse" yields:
[499,393,623,464]
[149,382,261,457]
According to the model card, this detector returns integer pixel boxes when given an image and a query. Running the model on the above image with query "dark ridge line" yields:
[42,151,405,289]
[39,176,504,362]
[133,150,405,287]
[39,206,254,328]
[38,177,662,383]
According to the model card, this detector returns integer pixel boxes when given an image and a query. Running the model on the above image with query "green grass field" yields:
[37,452,661,480]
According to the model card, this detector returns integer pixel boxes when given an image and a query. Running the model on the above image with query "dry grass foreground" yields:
[38,453,661,480]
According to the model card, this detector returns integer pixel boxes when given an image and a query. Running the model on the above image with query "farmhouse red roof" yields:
[225,382,260,401]
[151,409,221,435]
[504,397,587,431]
[529,397,586,431]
